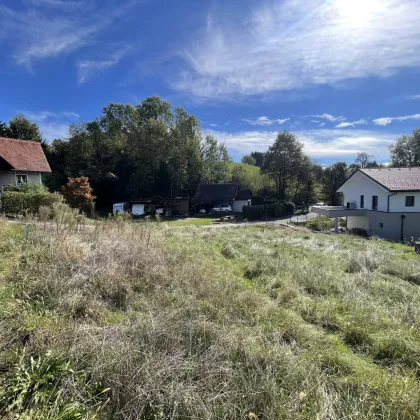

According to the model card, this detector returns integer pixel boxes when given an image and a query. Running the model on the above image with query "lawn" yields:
[0,216,420,418]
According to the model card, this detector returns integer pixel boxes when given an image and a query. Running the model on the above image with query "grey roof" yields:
[193,184,239,203]
[360,167,420,191]
[237,188,252,200]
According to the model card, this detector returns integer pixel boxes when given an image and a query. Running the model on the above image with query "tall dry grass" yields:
[0,216,419,418]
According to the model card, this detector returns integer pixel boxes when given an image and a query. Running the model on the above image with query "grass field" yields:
[1,217,420,418]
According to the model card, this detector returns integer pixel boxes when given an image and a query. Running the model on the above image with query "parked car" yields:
[211,205,232,213]
[315,202,327,206]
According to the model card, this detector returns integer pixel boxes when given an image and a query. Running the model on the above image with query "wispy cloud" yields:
[310,113,346,122]
[77,46,131,84]
[174,0,420,100]
[23,111,80,122]
[243,116,290,126]
[20,110,79,141]
[29,0,85,8]
[335,119,367,128]
[0,1,140,69]
[208,128,398,162]
[373,114,420,126]
[405,94,420,100]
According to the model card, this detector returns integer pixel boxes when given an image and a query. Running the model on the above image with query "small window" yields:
[16,174,27,185]
[405,196,415,207]
[372,196,378,211]
[360,195,364,208]
[379,223,384,228]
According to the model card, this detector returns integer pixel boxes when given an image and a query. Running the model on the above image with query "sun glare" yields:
[335,0,385,26]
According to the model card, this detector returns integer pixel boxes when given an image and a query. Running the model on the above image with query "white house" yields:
[312,168,420,241]
[0,137,51,187]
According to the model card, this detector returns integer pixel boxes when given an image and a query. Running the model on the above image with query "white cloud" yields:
[0,1,139,69]
[207,128,397,161]
[319,123,326,127]
[23,111,80,122]
[243,116,290,126]
[174,0,420,100]
[77,47,130,84]
[373,114,420,126]
[406,94,420,100]
[310,113,346,122]
[335,119,367,128]
[20,110,79,141]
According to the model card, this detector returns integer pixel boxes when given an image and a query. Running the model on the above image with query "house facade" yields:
[313,168,420,241]
[0,137,51,187]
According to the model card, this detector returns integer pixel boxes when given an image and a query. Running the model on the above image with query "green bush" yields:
[243,201,295,220]
[1,191,63,216]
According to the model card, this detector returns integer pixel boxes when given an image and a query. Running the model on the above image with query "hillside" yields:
[228,161,261,175]
[0,219,419,418]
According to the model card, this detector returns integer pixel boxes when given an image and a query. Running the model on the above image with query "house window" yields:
[360,195,364,208]
[379,223,384,228]
[16,174,27,185]
[405,196,415,207]
[372,196,378,210]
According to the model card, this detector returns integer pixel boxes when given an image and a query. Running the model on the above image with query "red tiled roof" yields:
[0,137,51,173]
[360,167,420,191]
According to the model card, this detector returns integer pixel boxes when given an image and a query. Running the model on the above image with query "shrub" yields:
[1,191,63,216]
[61,177,95,215]
[243,201,295,220]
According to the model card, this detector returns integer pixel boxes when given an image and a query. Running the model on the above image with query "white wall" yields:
[338,171,389,212]
[233,200,250,213]
[389,192,420,212]
[347,216,369,231]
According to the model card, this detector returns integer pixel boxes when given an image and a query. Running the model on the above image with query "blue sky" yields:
[1,0,420,165]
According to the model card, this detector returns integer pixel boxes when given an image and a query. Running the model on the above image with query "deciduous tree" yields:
[390,129,420,167]
[262,131,305,200]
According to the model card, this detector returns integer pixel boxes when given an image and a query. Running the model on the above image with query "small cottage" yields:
[0,137,51,187]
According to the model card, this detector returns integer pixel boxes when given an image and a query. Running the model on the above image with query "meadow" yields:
[0,215,419,419]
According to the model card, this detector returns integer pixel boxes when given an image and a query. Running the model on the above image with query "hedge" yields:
[1,191,63,216]
[243,201,295,221]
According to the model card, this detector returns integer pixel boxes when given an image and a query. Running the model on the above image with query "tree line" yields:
[1,96,420,210]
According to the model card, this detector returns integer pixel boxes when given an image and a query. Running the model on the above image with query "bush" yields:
[1,191,63,216]
[243,201,295,220]
[61,177,95,215]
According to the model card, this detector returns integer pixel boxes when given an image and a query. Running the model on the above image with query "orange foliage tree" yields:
[61,177,96,215]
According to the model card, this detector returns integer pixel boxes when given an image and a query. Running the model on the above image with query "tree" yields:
[261,131,305,200]
[241,155,256,166]
[61,177,96,214]
[250,151,264,167]
[355,152,372,168]
[201,135,231,184]
[8,114,43,142]
[322,162,348,205]
[0,121,11,137]
[390,129,420,167]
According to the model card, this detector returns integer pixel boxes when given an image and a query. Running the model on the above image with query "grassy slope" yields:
[228,161,261,175]
[0,220,420,418]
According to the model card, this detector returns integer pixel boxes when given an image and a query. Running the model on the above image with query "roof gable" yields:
[0,137,51,173]
[360,167,420,191]
[337,167,420,193]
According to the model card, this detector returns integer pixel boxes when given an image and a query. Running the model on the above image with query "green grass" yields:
[1,217,420,418]
[161,216,220,227]
[228,161,261,174]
